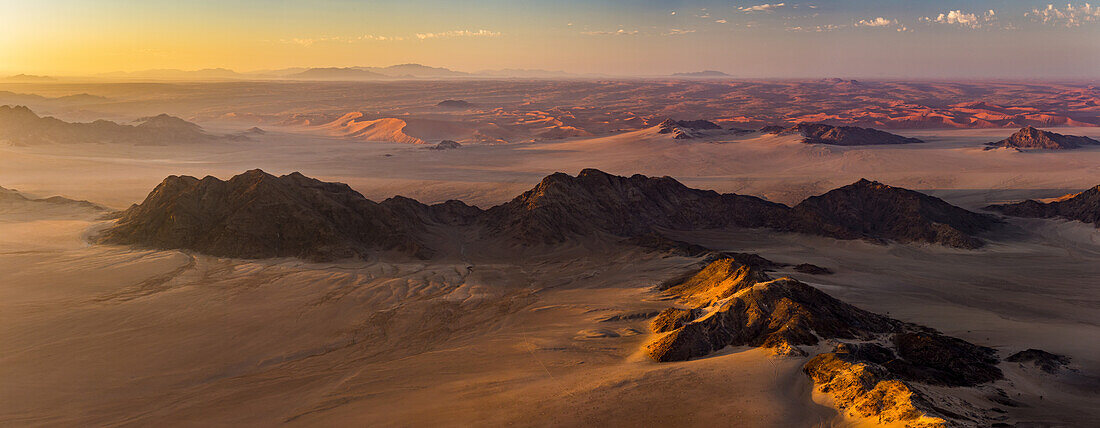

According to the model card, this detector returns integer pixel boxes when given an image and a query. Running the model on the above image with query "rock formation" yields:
[646,257,1006,426]
[655,119,723,139]
[481,168,788,244]
[102,170,1000,261]
[1005,349,1072,374]
[776,123,924,146]
[97,169,480,261]
[984,126,1100,150]
[436,100,473,108]
[428,140,463,150]
[986,185,1100,228]
[787,179,1000,248]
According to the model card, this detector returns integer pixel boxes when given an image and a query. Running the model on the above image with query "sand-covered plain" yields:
[2,100,1100,425]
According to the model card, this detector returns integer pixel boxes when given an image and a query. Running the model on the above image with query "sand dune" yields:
[316,112,425,144]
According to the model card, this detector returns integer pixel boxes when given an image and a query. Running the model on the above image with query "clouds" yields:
[279,30,500,46]
[856,17,895,27]
[921,9,996,28]
[740,3,785,13]
[581,29,639,36]
[1028,3,1100,27]
[415,29,501,40]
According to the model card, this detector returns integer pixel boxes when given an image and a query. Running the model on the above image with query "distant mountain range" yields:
[0,105,242,145]
[671,70,731,78]
[83,64,585,81]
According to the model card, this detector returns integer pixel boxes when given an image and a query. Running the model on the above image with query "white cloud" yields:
[715,19,728,24]
[740,3,786,13]
[1028,3,1100,27]
[415,29,501,40]
[280,34,404,46]
[855,17,895,27]
[581,29,640,36]
[664,28,696,36]
[923,9,996,28]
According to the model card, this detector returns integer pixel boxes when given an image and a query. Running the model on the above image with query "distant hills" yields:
[4,74,56,82]
[81,64,586,81]
[671,70,731,78]
[0,105,241,145]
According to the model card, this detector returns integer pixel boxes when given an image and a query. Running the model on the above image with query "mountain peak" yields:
[986,127,1100,150]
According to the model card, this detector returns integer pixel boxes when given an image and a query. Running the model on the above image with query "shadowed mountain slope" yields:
[771,123,924,146]
[98,170,478,260]
[786,179,1000,248]
[481,169,789,243]
[986,184,1100,227]
[100,170,999,261]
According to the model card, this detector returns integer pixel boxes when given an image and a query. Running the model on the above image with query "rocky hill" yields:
[101,170,999,261]
[654,119,724,139]
[787,179,1000,248]
[481,169,788,243]
[772,123,924,146]
[986,185,1100,227]
[646,257,1006,426]
[0,105,230,145]
[97,170,479,260]
[984,126,1100,150]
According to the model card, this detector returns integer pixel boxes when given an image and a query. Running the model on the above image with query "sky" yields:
[2,0,1099,78]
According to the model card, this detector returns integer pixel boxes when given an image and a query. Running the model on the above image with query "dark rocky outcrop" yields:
[986,185,1100,228]
[1005,349,1071,374]
[984,126,1100,150]
[0,105,227,146]
[787,179,1001,248]
[97,169,481,261]
[655,119,723,139]
[768,123,923,146]
[794,263,833,275]
[436,100,473,108]
[482,169,788,244]
[428,140,463,150]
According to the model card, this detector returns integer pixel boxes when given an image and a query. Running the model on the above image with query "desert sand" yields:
[1,80,1099,426]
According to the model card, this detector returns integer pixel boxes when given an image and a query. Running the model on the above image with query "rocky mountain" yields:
[787,179,1000,248]
[97,170,480,261]
[0,105,231,146]
[984,126,1100,150]
[655,119,724,139]
[646,257,1006,426]
[772,123,924,146]
[436,100,473,108]
[481,169,789,244]
[986,185,1100,227]
[102,170,999,261]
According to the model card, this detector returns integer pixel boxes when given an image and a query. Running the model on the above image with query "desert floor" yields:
[2,123,1100,426]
